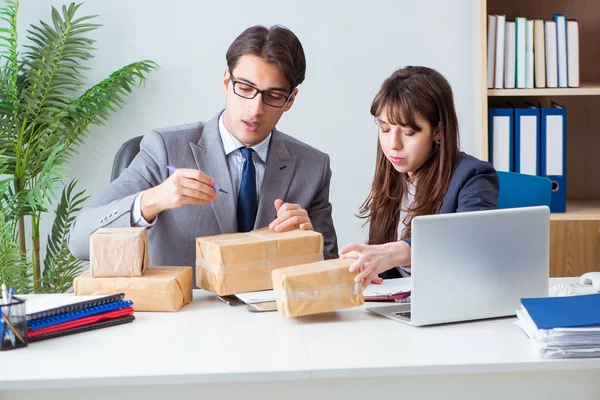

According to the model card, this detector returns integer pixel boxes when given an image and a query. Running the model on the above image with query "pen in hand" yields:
[166,165,228,194]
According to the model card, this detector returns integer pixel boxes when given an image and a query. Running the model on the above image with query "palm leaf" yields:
[42,179,88,292]
[19,3,99,129]
[0,215,31,293]
[49,60,157,166]
[0,0,19,125]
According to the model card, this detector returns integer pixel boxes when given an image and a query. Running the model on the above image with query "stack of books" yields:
[487,14,579,89]
[516,294,600,358]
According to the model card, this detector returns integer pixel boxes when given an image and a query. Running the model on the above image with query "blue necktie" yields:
[237,147,257,232]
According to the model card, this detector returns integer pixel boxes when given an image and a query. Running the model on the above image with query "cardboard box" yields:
[196,229,324,295]
[271,258,364,317]
[90,227,149,277]
[74,267,193,312]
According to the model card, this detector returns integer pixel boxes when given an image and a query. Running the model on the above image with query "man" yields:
[68,25,338,270]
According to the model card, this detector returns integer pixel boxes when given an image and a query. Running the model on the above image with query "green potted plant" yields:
[0,1,157,293]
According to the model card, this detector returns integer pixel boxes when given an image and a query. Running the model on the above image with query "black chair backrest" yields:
[111,135,143,182]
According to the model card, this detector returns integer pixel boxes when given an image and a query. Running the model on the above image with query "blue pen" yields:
[166,165,228,194]
[6,288,15,346]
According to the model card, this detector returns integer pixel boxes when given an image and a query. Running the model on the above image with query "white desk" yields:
[1,278,599,400]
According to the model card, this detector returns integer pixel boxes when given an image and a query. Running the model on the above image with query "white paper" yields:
[24,295,107,315]
[236,278,412,304]
[364,278,411,297]
[235,290,275,304]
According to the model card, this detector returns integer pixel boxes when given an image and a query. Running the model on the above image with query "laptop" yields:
[367,206,550,326]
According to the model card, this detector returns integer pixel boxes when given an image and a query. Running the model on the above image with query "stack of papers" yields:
[516,294,600,359]
[235,278,412,305]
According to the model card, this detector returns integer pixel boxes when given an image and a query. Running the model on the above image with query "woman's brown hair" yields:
[359,66,461,244]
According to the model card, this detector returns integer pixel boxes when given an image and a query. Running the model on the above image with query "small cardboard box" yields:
[272,258,364,317]
[74,267,193,312]
[90,227,149,277]
[196,229,324,296]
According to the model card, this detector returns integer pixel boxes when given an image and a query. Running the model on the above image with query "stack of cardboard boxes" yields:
[196,228,364,316]
[74,228,193,312]
[73,227,364,316]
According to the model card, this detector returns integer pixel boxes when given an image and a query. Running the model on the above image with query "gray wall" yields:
[19,0,477,257]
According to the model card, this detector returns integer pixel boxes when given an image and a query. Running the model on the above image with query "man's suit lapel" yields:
[190,113,237,233]
[255,129,297,228]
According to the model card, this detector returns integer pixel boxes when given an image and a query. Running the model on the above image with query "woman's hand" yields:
[339,241,411,289]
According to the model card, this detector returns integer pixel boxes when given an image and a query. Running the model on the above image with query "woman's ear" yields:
[433,122,442,142]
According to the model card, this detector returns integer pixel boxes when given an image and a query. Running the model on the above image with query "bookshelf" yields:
[489,83,600,97]
[479,0,600,277]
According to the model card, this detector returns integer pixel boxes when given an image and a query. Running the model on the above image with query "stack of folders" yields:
[516,294,600,359]
[26,293,134,342]
[488,102,566,212]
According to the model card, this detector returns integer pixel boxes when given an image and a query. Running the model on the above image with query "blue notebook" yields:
[521,294,600,329]
[27,300,134,330]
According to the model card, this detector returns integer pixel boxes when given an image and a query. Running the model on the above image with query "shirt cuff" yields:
[131,191,157,227]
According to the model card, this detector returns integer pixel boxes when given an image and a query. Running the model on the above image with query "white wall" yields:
[19,0,477,254]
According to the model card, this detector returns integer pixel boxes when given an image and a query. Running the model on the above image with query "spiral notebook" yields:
[28,300,133,330]
[28,307,135,338]
[22,293,134,342]
[26,293,125,321]
[28,315,135,342]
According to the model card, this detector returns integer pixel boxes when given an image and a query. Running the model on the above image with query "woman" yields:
[340,66,499,288]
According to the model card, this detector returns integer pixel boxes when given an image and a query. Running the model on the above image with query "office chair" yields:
[497,171,552,209]
[111,135,143,182]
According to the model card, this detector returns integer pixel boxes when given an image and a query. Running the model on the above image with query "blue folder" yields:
[488,107,515,173]
[521,294,600,329]
[514,105,541,176]
[540,102,566,213]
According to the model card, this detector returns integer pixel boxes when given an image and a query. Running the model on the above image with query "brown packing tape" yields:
[272,258,364,317]
[196,229,324,295]
[90,227,149,277]
[74,267,193,312]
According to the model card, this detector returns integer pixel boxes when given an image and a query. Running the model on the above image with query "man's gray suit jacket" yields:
[68,112,339,271]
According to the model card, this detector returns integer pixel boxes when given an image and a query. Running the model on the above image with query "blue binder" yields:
[514,105,541,176]
[540,102,566,213]
[521,294,600,329]
[488,108,515,173]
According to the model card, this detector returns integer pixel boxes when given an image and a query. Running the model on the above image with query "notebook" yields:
[26,293,126,321]
[28,307,135,338]
[363,278,411,302]
[521,294,600,329]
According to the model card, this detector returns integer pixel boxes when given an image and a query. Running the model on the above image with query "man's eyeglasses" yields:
[229,73,293,108]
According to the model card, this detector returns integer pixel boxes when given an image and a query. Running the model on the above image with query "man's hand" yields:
[268,199,313,232]
[140,168,218,221]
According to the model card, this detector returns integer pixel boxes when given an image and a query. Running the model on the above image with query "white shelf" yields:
[488,83,600,97]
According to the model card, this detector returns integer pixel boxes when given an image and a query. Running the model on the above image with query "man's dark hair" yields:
[226,25,306,91]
